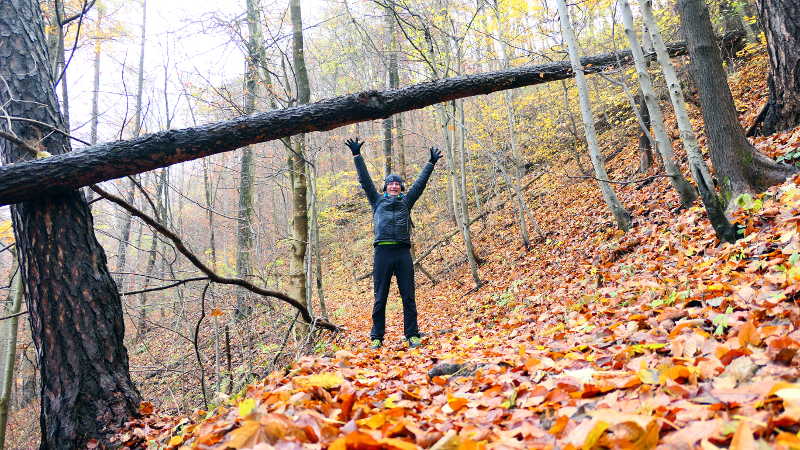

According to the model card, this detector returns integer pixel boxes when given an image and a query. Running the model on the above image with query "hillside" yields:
[113,52,800,449]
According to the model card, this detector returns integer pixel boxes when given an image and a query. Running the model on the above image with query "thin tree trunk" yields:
[492,3,531,247]
[678,0,796,202]
[557,0,632,231]
[309,161,327,320]
[456,99,482,287]
[137,171,166,336]
[0,255,23,449]
[621,0,697,209]
[290,0,310,334]
[116,0,147,291]
[203,159,218,271]
[86,18,103,205]
[492,2,524,178]
[235,0,260,319]
[642,0,737,242]
[636,91,653,172]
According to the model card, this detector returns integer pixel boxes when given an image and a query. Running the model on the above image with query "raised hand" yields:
[428,147,442,164]
[345,138,364,156]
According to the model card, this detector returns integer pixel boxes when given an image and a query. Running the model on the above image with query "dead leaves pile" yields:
[114,54,800,449]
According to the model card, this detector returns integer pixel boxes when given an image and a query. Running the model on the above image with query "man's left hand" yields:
[429,147,442,164]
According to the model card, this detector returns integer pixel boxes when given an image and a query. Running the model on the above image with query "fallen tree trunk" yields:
[0,41,699,206]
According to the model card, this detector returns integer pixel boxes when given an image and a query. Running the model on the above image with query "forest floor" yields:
[116,53,800,449]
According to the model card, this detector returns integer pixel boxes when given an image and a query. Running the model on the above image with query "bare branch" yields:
[91,185,339,332]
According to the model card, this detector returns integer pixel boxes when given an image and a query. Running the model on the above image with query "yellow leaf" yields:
[582,421,609,450]
[329,437,347,450]
[358,413,386,430]
[238,398,256,418]
[0,220,13,244]
[294,372,344,389]
[637,368,659,385]
[168,435,184,446]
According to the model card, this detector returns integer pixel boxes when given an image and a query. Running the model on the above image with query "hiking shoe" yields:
[370,339,383,349]
[408,336,423,348]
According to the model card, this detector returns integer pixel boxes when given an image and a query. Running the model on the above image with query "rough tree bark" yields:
[0,40,704,205]
[0,1,141,447]
[678,0,796,202]
[748,0,800,136]
[641,0,737,242]
[557,0,632,231]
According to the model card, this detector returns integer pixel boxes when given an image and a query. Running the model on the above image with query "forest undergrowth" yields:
[113,51,800,449]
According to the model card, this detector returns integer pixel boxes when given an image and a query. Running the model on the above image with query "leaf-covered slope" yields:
[115,54,800,449]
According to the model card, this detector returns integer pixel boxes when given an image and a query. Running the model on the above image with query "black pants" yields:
[371,245,419,340]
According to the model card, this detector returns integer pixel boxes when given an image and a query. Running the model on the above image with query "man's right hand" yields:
[345,138,364,156]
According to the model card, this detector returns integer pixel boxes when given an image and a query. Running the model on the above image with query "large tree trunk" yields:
[678,0,796,201]
[1,37,720,205]
[0,2,141,448]
[748,0,800,136]
[557,0,632,231]
[642,0,737,242]
[289,0,310,334]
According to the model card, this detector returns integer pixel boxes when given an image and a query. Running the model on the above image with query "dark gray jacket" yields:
[353,155,435,246]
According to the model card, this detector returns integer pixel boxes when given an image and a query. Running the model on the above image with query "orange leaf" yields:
[729,421,755,450]
[776,432,800,447]
[524,358,541,372]
[548,416,569,435]
[138,401,154,415]
[210,308,224,317]
[447,395,469,412]
[379,437,419,450]
[225,420,261,449]
[737,320,761,348]
[342,431,381,447]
